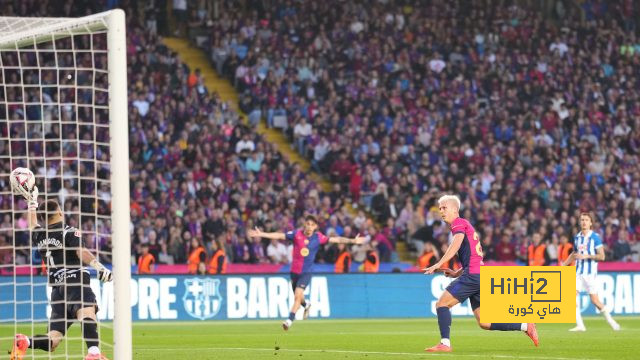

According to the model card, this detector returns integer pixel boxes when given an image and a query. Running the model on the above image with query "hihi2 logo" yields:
[481,267,575,323]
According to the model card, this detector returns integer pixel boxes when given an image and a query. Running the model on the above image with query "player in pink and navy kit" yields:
[423,195,539,352]
[249,215,364,330]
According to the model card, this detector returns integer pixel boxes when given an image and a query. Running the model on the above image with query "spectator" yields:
[363,242,379,273]
[235,133,255,155]
[266,238,288,264]
[138,244,155,274]
[495,232,516,262]
[371,183,390,223]
[481,234,496,261]
[312,137,330,172]
[208,240,226,274]
[546,236,559,265]
[613,230,633,261]
[293,117,312,157]
[417,243,438,270]
[158,242,175,265]
[557,234,573,266]
[172,0,188,36]
[187,237,206,274]
[330,153,352,185]
[528,233,548,266]
[132,92,150,117]
[629,235,640,263]
[334,243,352,273]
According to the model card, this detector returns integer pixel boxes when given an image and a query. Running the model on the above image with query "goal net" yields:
[0,10,130,359]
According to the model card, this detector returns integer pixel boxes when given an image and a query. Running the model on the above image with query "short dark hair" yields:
[37,200,61,224]
[304,215,318,224]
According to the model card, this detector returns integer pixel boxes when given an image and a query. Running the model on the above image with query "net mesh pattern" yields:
[0,19,114,359]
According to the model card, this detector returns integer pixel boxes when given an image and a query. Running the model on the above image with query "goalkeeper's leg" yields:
[12,288,71,359]
[69,283,107,359]
[76,304,109,359]
[10,330,65,360]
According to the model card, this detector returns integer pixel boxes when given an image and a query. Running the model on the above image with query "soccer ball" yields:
[10,167,35,195]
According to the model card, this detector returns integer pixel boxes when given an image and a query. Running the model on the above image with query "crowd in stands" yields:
[192,0,640,266]
[1,0,640,273]
[0,0,384,273]
[125,1,389,270]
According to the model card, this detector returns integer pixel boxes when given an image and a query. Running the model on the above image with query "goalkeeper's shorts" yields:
[49,283,98,335]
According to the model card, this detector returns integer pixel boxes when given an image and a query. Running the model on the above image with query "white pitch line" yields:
[133,330,506,338]
[134,346,601,360]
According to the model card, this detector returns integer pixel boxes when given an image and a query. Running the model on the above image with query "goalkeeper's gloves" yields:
[28,186,39,211]
[90,259,113,282]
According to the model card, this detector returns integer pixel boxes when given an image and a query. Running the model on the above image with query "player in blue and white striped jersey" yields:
[563,212,620,332]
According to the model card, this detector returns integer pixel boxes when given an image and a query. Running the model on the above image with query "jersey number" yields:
[45,250,55,268]
[473,232,484,257]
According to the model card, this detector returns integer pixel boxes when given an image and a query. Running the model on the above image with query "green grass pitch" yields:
[1,317,638,359]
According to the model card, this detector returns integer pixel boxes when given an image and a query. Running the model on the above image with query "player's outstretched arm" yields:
[423,233,464,274]
[328,233,365,244]
[78,248,112,282]
[26,186,39,230]
[12,168,39,229]
[247,227,286,240]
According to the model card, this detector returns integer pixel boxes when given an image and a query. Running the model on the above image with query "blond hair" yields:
[438,194,461,211]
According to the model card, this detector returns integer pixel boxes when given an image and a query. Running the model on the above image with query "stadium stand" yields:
[1,0,638,273]
[0,0,376,272]
[192,0,640,266]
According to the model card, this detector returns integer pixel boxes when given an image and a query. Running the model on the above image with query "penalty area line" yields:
[134,346,601,360]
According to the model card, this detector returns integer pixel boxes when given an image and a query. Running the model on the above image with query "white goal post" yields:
[0,9,131,360]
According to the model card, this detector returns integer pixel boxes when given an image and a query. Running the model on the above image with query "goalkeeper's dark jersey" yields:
[31,222,90,286]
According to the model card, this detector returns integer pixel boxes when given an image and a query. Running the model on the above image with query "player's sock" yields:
[288,312,296,322]
[489,323,522,331]
[300,300,307,308]
[520,323,528,331]
[601,308,613,322]
[576,305,585,328]
[436,307,451,343]
[600,308,619,328]
[29,335,52,351]
[88,346,100,355]
[81,318,99,349]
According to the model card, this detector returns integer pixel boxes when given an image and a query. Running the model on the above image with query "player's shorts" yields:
[576,274,598,294]
[290,272,312,291]
[446,273,481,310]
[49,283,98,335]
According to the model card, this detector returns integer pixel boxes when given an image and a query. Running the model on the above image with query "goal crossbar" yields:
[0,11,112,49]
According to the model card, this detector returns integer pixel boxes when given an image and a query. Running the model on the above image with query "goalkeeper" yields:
[10,182,112,360]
